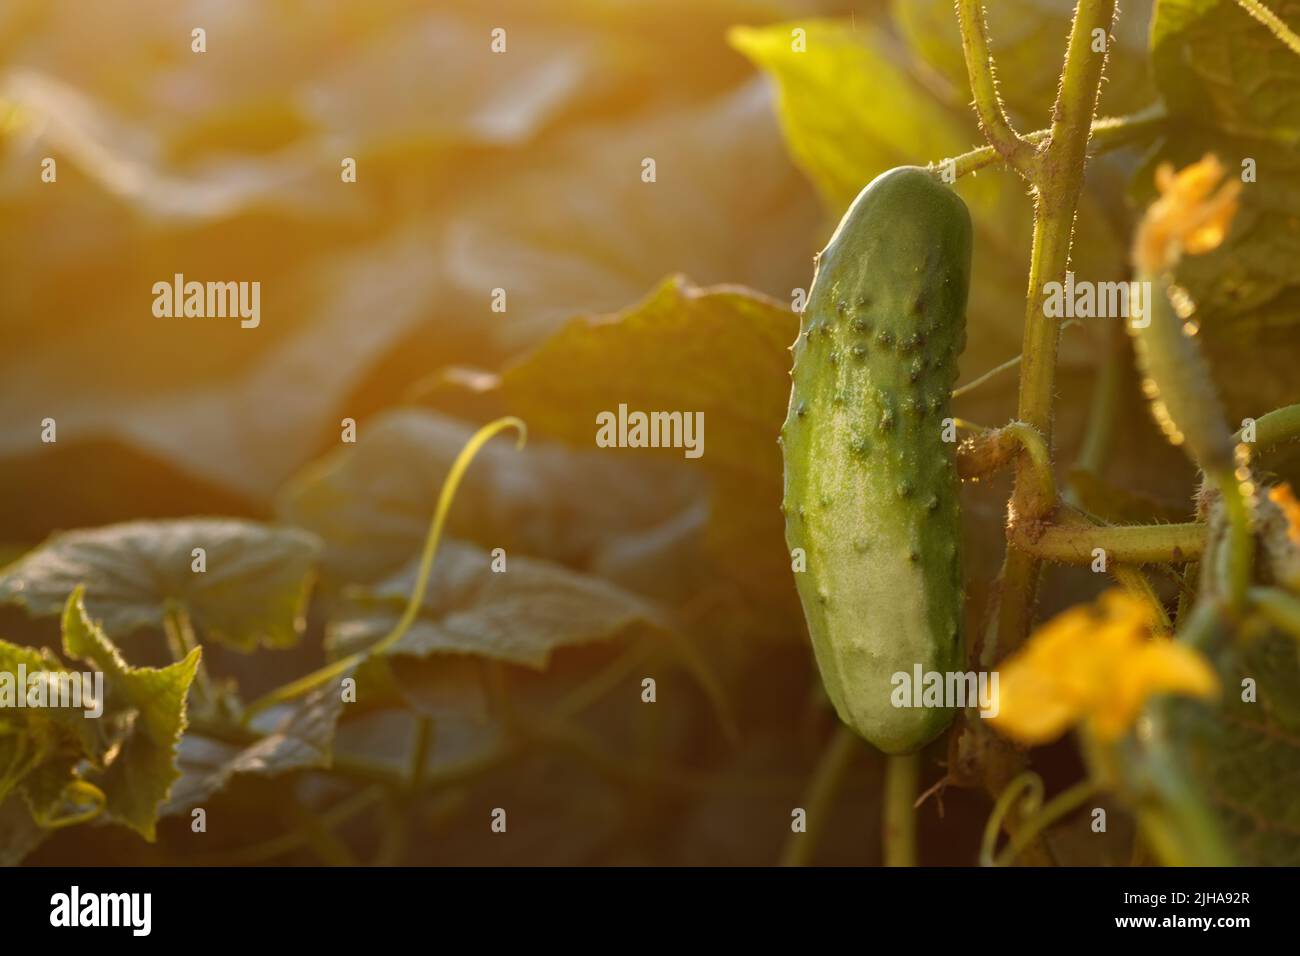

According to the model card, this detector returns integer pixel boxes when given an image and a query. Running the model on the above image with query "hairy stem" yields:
[955,0,1039,178]
[935,105,1166,180]
[1210,467,1254,609]
[1011,520,1205,565]
[956,421,1054,517]
[993,0,1118,659]
[1003,422,1057,517]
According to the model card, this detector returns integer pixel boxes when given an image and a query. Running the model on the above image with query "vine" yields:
[943,0,1300,866]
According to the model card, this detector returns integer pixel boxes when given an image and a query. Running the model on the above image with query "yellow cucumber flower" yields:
[1268,483,1300,545]
[989,590,1218,745]
[1133,154,1242,275]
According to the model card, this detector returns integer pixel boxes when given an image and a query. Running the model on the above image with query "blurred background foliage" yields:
[0,0,1296,865]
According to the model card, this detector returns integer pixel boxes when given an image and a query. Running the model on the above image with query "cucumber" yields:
[1129,277,1234,476]
[781,166,971,754]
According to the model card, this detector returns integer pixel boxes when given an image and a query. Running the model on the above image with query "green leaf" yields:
[0,683,43,805]
[491,275,802,638]
[1158,625,1300,864]
[167,682,348,814]
[728,19,972,211]
[0,638,105,819]
[1152,0,1300,143]
[0,518,320,651]
[329,540,667,668]
[61,588,199,840]
[500,276,792,481]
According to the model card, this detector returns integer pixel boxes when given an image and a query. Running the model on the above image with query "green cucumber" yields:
[781,166,972,754]
[1129,277,1234,477]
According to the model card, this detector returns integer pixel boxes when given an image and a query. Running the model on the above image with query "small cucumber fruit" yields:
[781,166,971,754]
[1129,277,1234,476]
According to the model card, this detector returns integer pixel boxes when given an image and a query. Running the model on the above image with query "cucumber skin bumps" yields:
[780,167,972,754]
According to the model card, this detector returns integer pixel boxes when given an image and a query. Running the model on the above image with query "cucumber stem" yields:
[963,0,1120,863]
[1010,519,1206,565]
[1210,467,1254,609]
[955,422,1052,511]
[932,105,1167,180]
[991,0,1119,658]
[1002,422,1056,518]
[882,751,920,867]
[954,0,1040,178]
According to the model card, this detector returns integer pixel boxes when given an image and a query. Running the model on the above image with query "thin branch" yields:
[955,0,1040,178]
[1010,520,1206,565]
[932,105,1166,180]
